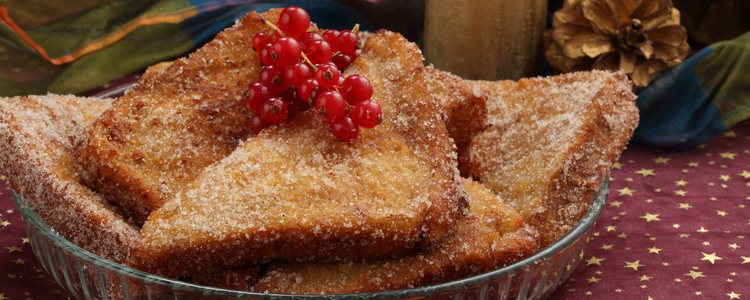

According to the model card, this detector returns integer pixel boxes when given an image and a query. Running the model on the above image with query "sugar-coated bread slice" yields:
[463,70,639,246]
[131,31,465,277]
[77,10,293,225]
[425,66,490,175]
[0,95,139,263]
[190,266,265,291]
[250,178,539,294]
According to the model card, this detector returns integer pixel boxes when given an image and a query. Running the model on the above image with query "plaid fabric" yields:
[634,32,750,149]
[0,0,368,96]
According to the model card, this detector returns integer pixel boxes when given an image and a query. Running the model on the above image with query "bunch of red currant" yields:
[245,6,383,142]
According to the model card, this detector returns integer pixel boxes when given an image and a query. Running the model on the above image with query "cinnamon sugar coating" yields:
[0,95,139,263]
[77,10,294,225]
[191,266,265,291]
[462,71,639,246]
[426,66,488,175]
[132,31,464,277]
[251,178,539,294]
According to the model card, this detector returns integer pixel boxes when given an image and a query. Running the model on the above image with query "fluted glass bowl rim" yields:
[13,180,607,298]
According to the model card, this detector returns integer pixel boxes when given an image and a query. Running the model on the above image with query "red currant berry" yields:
[271,37,301,68]
[336,76,344,87]
[330,53,353,70]
[336,30,358,55]
[259,65,280,85]
[249,115,268,134]
[315,63,341,88]
[280,91,300,115]
[252,31,273,52]
[309,85,329,103]
[245,83,269,111]
[341,75,373,105]
[278,6,310,38]
[329,116,359,142]
[315,90,347,122]
[305,40,333,64]
[298,32,323,50]
[297,78,318,102]
[283,62,313,88]
[322,30,340,49]
[284,91,310,114]
[259,97,289,124]
[259,43,275,66]
[259,65,286,95]
[352,100,383,128]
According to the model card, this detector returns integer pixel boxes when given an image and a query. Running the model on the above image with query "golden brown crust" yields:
[463,71,639,246]
[425,66,488,176]
[131,31,464,277]
[0,95,139,263]
[77,10,289,225]
[351,31,466,246]
[141,61,173,80]
[0,94,261,292]
[250,178,539,294]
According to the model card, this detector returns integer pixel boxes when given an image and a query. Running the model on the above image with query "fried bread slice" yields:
[251,178,539,294]
[0,94,264,292]
[134,50,488,179]
[426,67,489,175]
[132,31,465,277]
[460,71,638,246]
[0,95,139,263]
[190,266,265,291]
[77,10,295,225]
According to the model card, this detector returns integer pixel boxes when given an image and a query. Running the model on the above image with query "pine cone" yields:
[544,0,690,87]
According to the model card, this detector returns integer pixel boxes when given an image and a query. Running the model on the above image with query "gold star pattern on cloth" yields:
[553,122,750,299]
[685,270,706,280]
[624,260,644,271]
[618,187,636,196]
[727,291,741,299]
[0,183,64,299]
[701,252,723,264]
[636,169,656,177]
[640,213,661,222]
[587,256,605,266]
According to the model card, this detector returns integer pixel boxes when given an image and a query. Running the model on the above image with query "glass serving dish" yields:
[14,181,607,299]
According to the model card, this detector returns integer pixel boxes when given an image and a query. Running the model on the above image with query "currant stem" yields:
[301,52,317,71]
[352,23,360,33]
[262,18,283,35]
